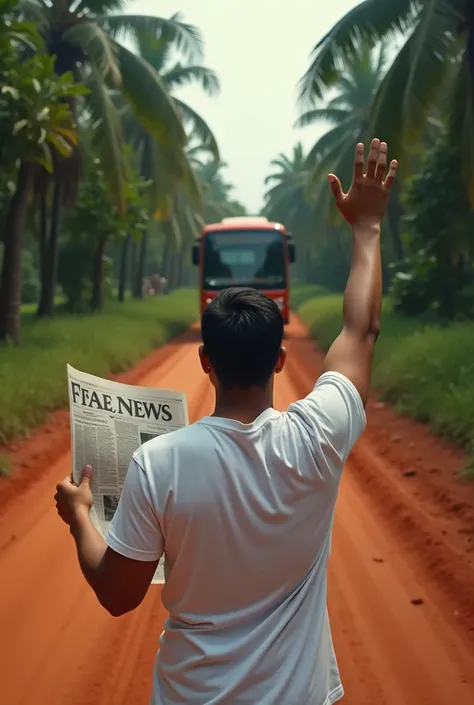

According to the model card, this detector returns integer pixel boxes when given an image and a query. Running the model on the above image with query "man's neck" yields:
[212,386,274,424]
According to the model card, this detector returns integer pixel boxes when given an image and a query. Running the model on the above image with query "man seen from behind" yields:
[55,139,398,705]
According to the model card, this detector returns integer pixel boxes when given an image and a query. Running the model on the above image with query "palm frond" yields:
[63,22,121,86]
[85,68,127,211]
[298,0,420,104]
[174,98,219,160]
[375,40,389,76]
[264,171,289,186]
[371,8,455,171]
[166,212,182,250]
[295,107,349,128]
[305,118,356,168]
[16,0,45,22]
[269,157,292,172]
[164,64,220,96]
[99,12,203,61]
[187,140,213,162]
[145,140,202,219]
[73,0,127,16]
[115,42,186,147]
[401,0,458,132]
[174,186,202,245]
[117,101,144,146]
[178,149,203,205]
[146,140,175,221]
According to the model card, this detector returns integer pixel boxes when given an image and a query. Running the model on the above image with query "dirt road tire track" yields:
[0,319,473,705]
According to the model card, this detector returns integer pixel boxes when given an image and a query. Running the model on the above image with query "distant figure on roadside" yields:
[55,139,398,705]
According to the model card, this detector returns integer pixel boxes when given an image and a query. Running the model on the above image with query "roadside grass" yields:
[20,297,65,316]
[290,285,329,311]
[298,295,474,467]
[0,290,198,442]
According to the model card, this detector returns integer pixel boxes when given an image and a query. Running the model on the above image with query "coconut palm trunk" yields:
[36,186,50,316]
[0,162,34,343]
[162,234,171,280]
[133,230,148,299]
[118,234,131,302]
[91,233,108,311]
[132,136,153,300]
[37,178,63,317]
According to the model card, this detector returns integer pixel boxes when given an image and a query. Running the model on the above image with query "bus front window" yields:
[203,231,286,291]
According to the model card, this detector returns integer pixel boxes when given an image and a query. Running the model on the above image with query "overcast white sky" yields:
[128,0,360,212]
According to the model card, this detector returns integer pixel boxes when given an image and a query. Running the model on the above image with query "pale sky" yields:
[129,0,360,212]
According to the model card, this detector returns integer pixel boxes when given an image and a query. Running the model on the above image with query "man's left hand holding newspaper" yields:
[55,464,158,617]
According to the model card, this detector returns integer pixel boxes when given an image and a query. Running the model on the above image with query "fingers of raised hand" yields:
[375,142,388,181]
[366,138,381,179]
[353,142,365,179]
[384,160,398,190]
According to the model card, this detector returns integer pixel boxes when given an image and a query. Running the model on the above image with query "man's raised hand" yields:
[328,139,398,227]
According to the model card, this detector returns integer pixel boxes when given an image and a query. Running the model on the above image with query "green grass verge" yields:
[20,297,65,316]
[298,295,474,468]
[0,290,198,442]
[290,285,329,311]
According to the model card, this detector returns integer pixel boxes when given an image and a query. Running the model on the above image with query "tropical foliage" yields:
[391,134,474,320]
[264,0,474,320]
[298,0,474,187]
[118,26,221,296]
[296,45,404,253]
[0,0,243,345]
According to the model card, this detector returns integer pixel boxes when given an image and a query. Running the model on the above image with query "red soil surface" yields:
[0,318,473,705]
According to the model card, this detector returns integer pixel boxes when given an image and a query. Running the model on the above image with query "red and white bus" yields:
[192,216,295,324]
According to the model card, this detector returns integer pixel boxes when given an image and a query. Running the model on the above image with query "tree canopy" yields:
[0,0,245,344]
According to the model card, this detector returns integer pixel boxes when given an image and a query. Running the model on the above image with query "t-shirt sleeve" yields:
[105,457,164,562]
[286,371,366,482]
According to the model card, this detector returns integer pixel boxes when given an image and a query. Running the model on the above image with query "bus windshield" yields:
[203,230,286,291]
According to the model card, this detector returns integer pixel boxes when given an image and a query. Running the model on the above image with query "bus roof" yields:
[202,216,287,234]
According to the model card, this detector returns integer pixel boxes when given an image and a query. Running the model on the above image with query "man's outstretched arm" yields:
[322,139,398,406]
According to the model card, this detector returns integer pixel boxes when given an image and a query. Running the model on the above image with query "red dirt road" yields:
[1,318,474,705]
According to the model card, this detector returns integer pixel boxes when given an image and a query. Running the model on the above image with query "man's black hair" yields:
[201,287,284,389]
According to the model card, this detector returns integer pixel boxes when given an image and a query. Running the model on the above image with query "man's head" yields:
[199,288,286,390]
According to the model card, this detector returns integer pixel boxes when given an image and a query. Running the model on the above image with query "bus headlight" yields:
[205,298,212,305]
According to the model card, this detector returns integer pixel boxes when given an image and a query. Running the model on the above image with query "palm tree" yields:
[198,159,246,222]
[18,3,203,315]
[117,24,220,297]
[263,143,319,283]
[162,159,249,290]
[298,0,474,199]
[0,50,80,342]
[18,3,200,189]
[297,45,386,171]
[296,44,404,259]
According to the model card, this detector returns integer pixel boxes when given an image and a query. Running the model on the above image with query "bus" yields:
[192,216,295,324]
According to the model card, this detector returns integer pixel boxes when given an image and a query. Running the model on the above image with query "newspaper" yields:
[67,364,188,584]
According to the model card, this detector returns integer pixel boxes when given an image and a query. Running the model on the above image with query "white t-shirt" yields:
[106,371,366,705]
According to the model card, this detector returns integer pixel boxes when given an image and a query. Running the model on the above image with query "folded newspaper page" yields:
[67,364,188,584]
